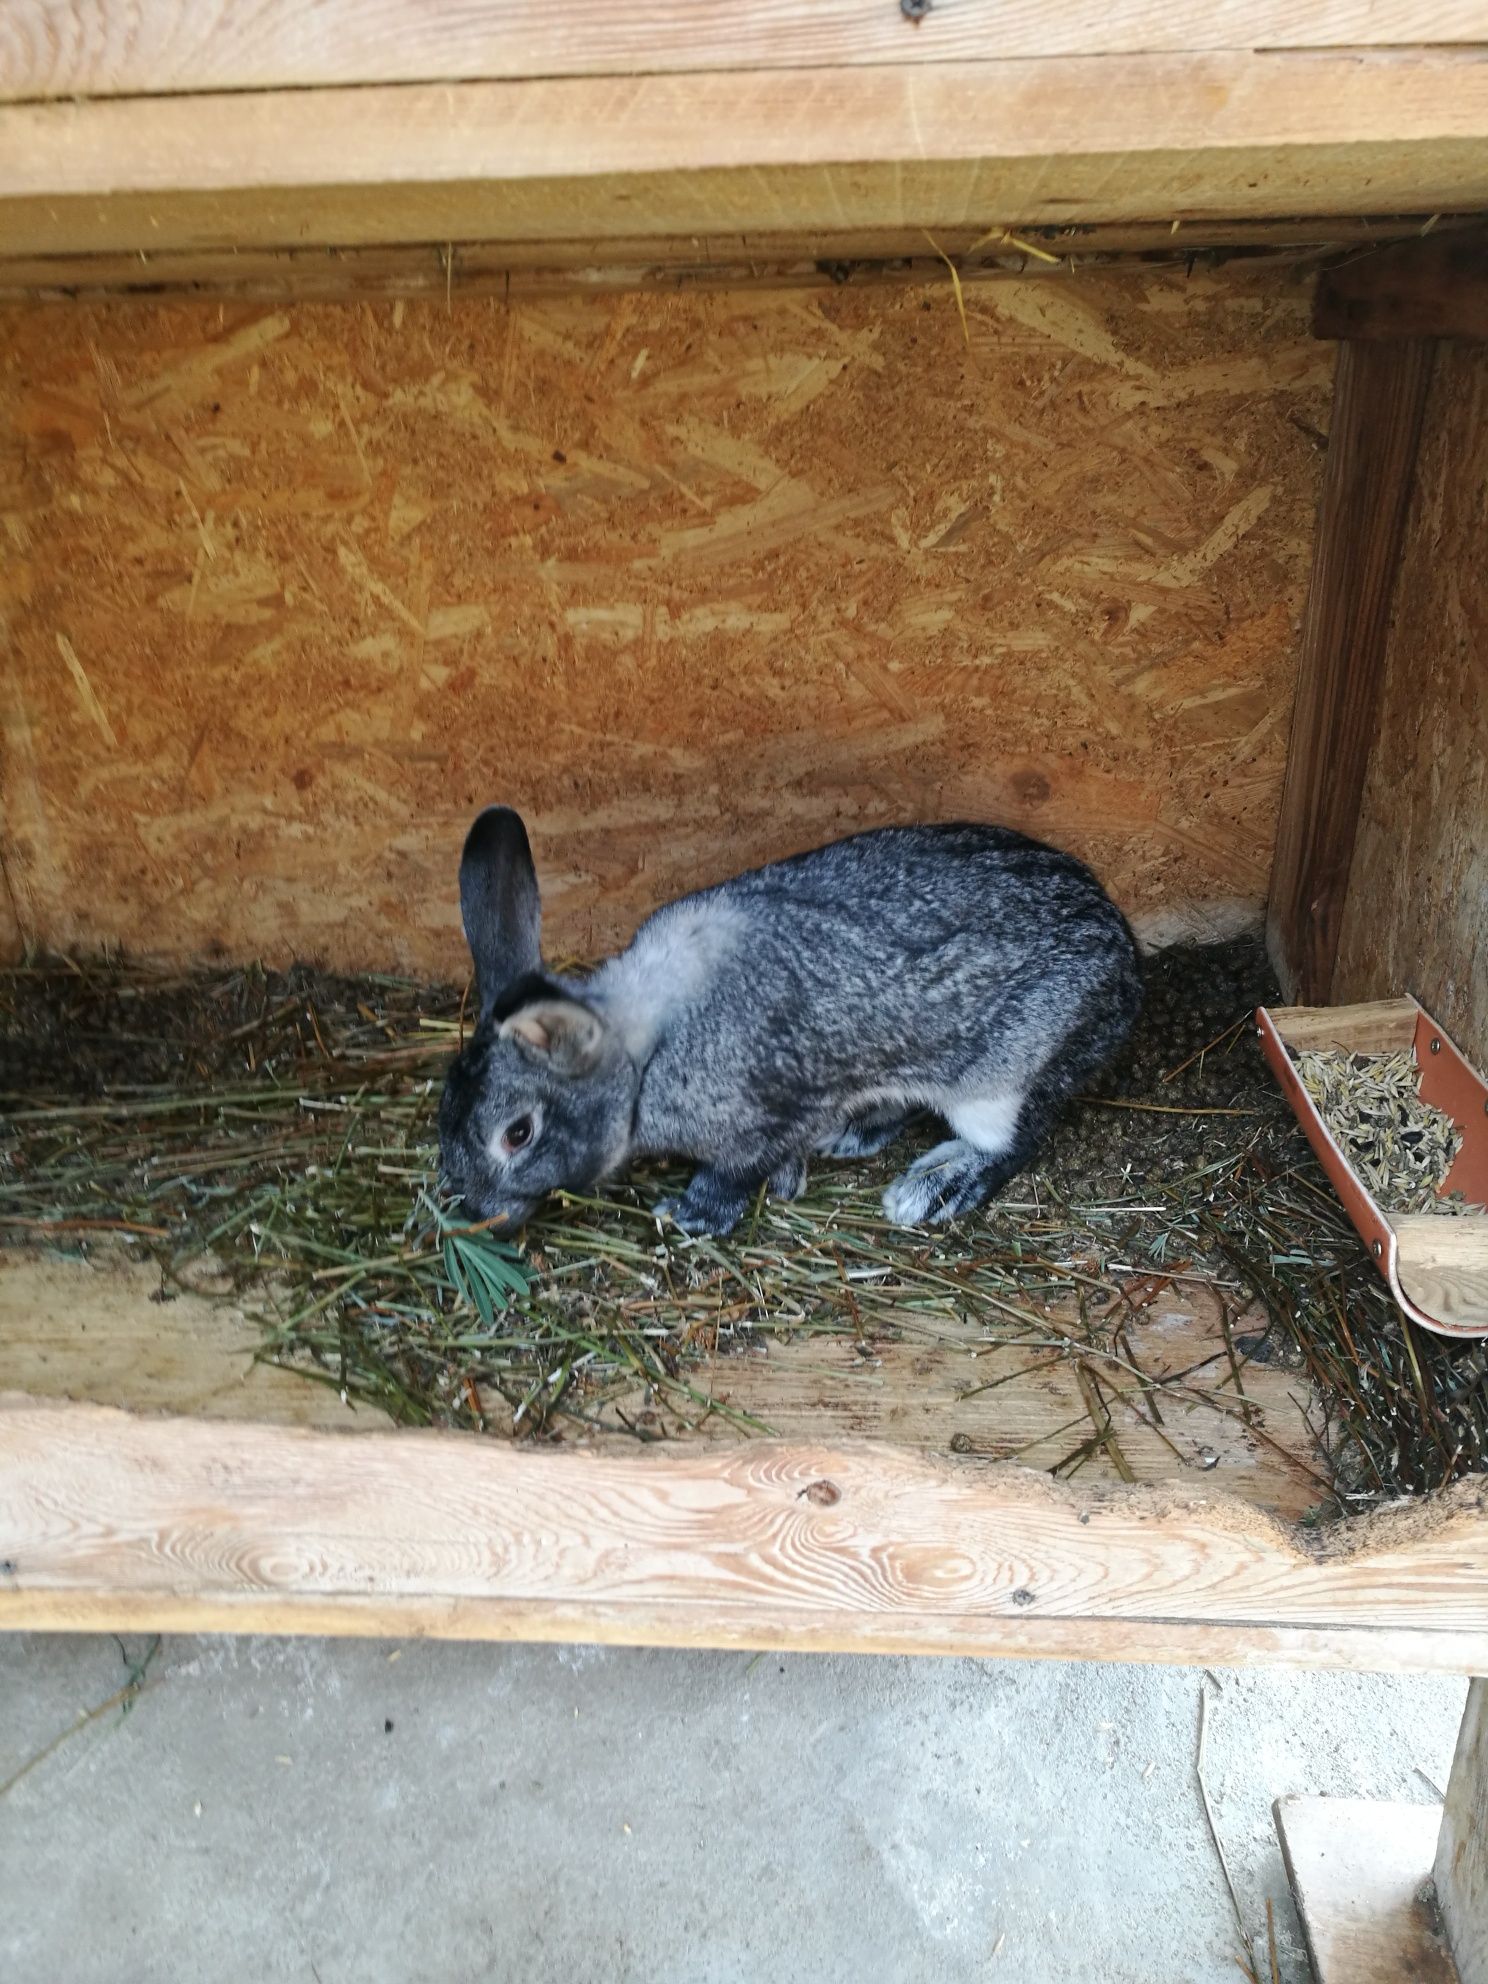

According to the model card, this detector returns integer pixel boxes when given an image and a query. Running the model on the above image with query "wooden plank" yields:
[1436,1679,1488,1984]
[0,1250,387,1431]
[1268,999,1420,1054]
[1316,229,1488,340]
[0,268,1325,975]
[5,1,1488,102]
[1265,340,1435,1003]
[0,215,1459,306]
[1334,343,1488,1071]
[0,1250,1329,1520]
[1275,1796,1458,1984]
[4,53,1488,259]
[4,1395,1488,1667]
[1395,1218,1488,1335]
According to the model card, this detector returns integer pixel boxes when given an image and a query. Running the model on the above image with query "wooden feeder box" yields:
[2,7,1488,1975]
[1260,1000,1488,1338]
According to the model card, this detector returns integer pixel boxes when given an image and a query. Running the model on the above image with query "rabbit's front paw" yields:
[883,1139,1000,1227]
[655,1166,755,1237]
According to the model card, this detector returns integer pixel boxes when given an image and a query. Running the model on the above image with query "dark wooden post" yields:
[1265,337,1435,1003]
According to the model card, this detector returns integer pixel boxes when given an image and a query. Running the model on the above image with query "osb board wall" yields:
[1336,341,1488,1070]
[0,269,1330,975]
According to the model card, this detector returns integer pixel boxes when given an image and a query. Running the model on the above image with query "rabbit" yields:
[438,806,1142,1238]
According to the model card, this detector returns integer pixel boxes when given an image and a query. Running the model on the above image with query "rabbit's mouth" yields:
[448,1176,542,1233]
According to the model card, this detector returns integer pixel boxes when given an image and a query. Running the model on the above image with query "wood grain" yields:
[1265,341,1435,1002]
[0,216,1454,307]
[6,0,1488,100]
[1316,228,1488,341]
[5,53,1488,260]
[1275,1797,1458,1984]
[0,266,1325,975]
[1395,1218,1488,1335]
[1335,343,1488,1072]
[1268,1000,1421,1054]
[0,1249,1328,1520]
[1437,1679,1488,1984]
[4,1395,1488,1665]
[0,1249,387,1430]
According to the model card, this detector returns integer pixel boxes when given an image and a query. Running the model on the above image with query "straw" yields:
[4,941,1486,1504]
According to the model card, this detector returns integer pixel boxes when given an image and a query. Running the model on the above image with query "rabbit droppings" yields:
[438,807,1142,1238]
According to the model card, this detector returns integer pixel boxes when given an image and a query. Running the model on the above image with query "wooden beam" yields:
[1316,229,1488,339]
[1332,342,1488,1070]
[3,53,1488,260]
[0,215,1460,306]
[1265,340,1435,1003]
[1275,1797,1459,1983]
[5,1,1488,102]
[1436,1679,1488,1984]
[4,1396,1488,1670]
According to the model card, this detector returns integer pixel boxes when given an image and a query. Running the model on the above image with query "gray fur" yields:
[439,813,1141,1236]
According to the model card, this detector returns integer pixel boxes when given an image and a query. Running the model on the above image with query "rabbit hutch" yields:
[3,5,1488,1971]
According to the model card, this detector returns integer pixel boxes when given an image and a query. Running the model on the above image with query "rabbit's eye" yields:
[502,1115,534,1155]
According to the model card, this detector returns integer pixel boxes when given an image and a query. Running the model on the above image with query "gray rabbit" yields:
[438,809,1141,1237]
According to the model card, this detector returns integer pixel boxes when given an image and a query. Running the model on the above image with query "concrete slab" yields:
[0,1635,1466,1984]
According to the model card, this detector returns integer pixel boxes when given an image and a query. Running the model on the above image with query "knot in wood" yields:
[800,1478,842,1507]
[1010,1587,1036,1608]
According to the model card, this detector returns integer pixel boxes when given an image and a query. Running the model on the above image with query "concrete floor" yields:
[0,1634,1465,1984]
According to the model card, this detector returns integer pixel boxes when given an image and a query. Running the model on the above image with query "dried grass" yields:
[3,942,1486,1509]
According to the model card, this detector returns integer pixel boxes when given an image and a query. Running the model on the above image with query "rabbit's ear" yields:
[500,998,606,1077]
[459,807,542,1019]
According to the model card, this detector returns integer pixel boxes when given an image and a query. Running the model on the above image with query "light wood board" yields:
[1436,1679,1488,1984]
[7,1,1488,101]
[4,53,1488,260]
[0,1249,384,1431]
[1335,342,1488,1073]
[0,1248,1328,1520]
[3,1392,1488,1666]
[1268,1000,1421,1055]
[0,217,1454,307]
[1275,1796,1458,1984]
[1395,1217,1488,1337]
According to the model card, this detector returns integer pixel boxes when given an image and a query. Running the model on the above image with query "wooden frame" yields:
[3,50,1488,266]
[0,0,1484,1683]
[1265,341,1435,1003]
[1275,1680,1488,1983]
[5,1396,1488,1672]
[1267,223,1488,1005]
[4,15,1488,1980]
[9,1,1488,101]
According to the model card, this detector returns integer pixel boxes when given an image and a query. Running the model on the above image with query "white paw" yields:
[882,1140,973,1228]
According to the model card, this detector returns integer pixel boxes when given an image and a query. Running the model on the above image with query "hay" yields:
[3,940,1486,1509]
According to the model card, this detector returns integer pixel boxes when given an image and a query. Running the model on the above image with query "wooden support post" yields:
[1265,338,1434,1003]
[1275,1680,1488,1983]
[1315,230,1488,341]
[1274,1795,1458,1982]
[1436,1679,1488,1984]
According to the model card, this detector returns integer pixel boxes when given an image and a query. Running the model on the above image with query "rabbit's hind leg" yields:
[881,1091,1029,1227]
